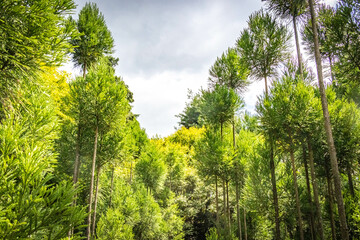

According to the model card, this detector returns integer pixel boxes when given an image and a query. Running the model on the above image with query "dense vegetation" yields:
[0,0,359,239]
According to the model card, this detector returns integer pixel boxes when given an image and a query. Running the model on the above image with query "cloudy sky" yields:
[67,0,337,137]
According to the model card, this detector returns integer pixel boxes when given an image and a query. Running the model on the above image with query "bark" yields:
[73,125,82,186]
[307,138,325,240]
[69,125,81,239]
[293,16,303,77]
[83,62,87,78]
[232,117,236,149]
[346,163,355,197]
[302,145,315,240]
[326,172,336,240]
[223,180,226,216]
[329,55,335,82]
[236,182,242,240]
[216,176,219,226]
[308,1,349,239]
[270,141,280,240]
[243,209,247,240]
[226,180,231,233]
[86,125,98,240]
[92,166,101,237]
[288,133,304,240]
[265,76,280,240]
[265,76,268,96]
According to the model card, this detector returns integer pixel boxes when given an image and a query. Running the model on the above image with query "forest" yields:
[0,0,360,239]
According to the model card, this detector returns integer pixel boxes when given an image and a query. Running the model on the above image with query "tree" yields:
[81,58,127,240]
[70,2,114,77]
[177,90,204,128]
[0,0,76,84]
[308,0,349,239]
[263,0,307,75]
[236,9,291,94]
[135,141,166,194]
[0,70,86,239]
[208,47,249,150]
[236,10,290,239]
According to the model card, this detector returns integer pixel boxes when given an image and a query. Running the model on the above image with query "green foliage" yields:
[0,76,85,239]
[96,207,134,240]
[135,141,166,193]
[177,90,204,128]
[236,9,291,82]
[0,0,77,87]
[209,48,250,93]
[263,0,308,19]
[200,85,242,128]
[70,2,114,74]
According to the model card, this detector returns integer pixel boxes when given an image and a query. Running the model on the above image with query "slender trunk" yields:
[87,125,98,240]
[223,180,226,216]
[288,133,304,240]
[92,166,101,237]
[232,117,236,149]
[302,144,315,240]
[270,141,280,240]
[73,125,82,185]
[236,182,242,240]
[109,167,115,207]
[83,63,87,78]
[307,138,325,240]
[308,1,349,239]
[265,76,280,240]
[216,176,219,226]
[226,180,231,233]
[346,163,355,197]
[69,124,81,239]
[329,55,335,83]
[326,171,336,240]
[243,209,247,240]
[265,76,268,96]
[293,16,303,77]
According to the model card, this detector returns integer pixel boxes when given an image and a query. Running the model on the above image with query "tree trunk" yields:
[346,163,355,197]
[243,209,247,240]
[265,76,280,240]
[83,62,87,78]
[69,125,81,239]
[302,144,315,240]
[87,125,98,240]
[223,179,226,216]
[270,141,280,240]
[216,176,219,227]
[109,167,115,207]
[73,125,82,186]
[307,137,325,240]
[232,117,236,149]
[92,166,101,237]
[236,182,242,240]
[329,55,335,83]
[288,133,304,240]
[326,172,336,240]
[308,1,349,239]
[293,16,303,77]
[226,180,231,234]
[265,76,268,96]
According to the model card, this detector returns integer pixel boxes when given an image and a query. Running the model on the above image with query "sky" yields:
[66,0,337,138]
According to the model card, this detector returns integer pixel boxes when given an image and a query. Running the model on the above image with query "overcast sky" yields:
[67,0,337,137]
